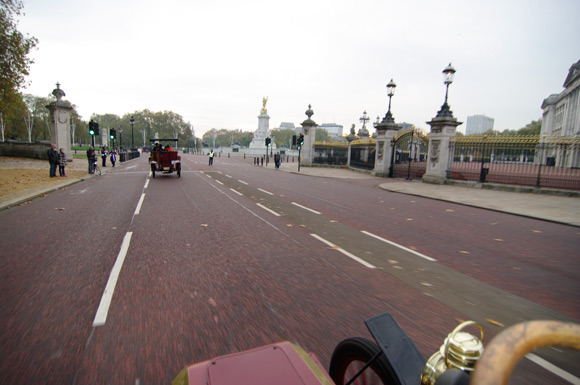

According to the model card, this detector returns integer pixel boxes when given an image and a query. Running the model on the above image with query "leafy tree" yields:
[0,0,38,121]
[518,119,541,136]
[271,128,296,148]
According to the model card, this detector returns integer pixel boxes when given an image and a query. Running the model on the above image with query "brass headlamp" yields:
[420,320,485,385]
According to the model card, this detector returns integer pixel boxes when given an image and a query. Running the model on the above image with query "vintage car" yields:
[149,139,181,178]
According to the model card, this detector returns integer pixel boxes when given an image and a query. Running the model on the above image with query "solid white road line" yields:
[257,203,281,216]
[525,353,580,385]
[93,232,133,327]
[258,188,273,195]
[310,234,376,269]
[144,179,150,189]
[361,231,437,262]
[134,194,145,215]
[230,188,243,196]
[292,202,321,215]
[238,180,248,185]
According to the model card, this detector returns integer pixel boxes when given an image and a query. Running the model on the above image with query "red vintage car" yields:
[172,312,580,385]
[149,139,181,178]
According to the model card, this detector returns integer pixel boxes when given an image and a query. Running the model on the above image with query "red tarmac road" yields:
[0,154,578,384]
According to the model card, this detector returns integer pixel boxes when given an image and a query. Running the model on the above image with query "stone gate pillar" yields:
[300,104,317,167]
[422,115,462,184]
[373,116,400,177]
[46,83,73,161]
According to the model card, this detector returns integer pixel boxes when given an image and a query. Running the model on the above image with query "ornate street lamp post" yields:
[385,78,396,123]
[359,110,370,133]
[130,116,135,148]
[436,63,456,118]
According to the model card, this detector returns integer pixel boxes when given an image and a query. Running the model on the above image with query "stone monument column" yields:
[422,108,462,184]
[249,97,276,151]
[300,105,317,167]
[46,83,73,161]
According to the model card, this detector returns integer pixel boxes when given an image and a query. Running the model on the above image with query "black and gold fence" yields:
[313,142,348,166]
[349,140,375,170]
[449,135,580,190]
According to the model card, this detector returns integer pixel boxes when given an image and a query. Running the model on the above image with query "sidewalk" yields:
[2,157,579,227]
[278,162,580,227]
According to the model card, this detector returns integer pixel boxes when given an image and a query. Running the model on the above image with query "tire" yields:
[177,163,181,178]
[329,337,400,385]
[151,164,156,178]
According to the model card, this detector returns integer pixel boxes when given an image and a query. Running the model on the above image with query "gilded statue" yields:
[260,97,268,114]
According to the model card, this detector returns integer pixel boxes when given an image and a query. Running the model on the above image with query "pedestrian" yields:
[58,148,67,177]
[87,146,96,174]
[47,143,59,178]
[101,147,107,167]
[110,150,117,167]
[260,156,263,166]
[209,148,214,165]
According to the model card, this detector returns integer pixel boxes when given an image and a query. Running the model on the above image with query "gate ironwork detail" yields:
[390,128,429,180]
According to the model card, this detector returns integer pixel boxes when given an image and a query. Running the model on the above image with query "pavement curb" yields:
[378,182,580,228]
[0,177,89,211]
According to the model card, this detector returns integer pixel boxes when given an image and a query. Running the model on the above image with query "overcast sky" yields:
[18,0,580,136]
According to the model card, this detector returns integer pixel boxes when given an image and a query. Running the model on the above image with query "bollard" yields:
[244,153,246,159]
[228,153,230,158]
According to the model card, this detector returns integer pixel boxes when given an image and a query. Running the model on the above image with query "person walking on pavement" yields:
[110,149,117,167]
[58,148,67,177]
[87,146,96,174]
[101,147,107,167]
[47,144,59,178]
[208,148,215,165]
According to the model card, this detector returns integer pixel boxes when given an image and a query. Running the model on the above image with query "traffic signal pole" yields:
[298,147,301,172]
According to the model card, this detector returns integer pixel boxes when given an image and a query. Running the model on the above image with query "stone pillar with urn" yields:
[299,104,317,167]
[45,83,73,162]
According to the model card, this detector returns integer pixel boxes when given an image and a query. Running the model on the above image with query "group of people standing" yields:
[47,144,68,177]
[85,146,117,174]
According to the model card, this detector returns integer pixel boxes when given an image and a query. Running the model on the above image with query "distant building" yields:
[541,59,580,137]
[277,122,302,135]
[398,122,414,130]
[465,115,494,135]
[318,123,343,138]
[278,122,296,130]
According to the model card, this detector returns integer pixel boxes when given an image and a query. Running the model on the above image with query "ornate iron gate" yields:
[390,128,429,179]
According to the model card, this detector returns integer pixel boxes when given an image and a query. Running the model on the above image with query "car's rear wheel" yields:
[151,164,156,178]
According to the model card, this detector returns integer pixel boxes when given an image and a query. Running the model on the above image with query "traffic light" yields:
[110,129,116,140]
[89,120,95,135]
[298,134,304,146]
[93,122,100,136]
[292,135,297,146]
[265,137,271,147]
